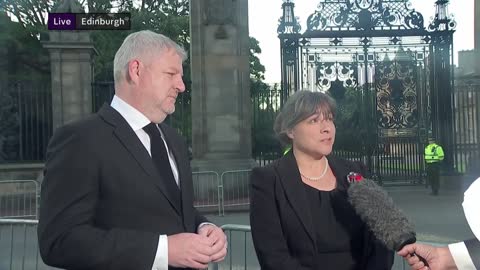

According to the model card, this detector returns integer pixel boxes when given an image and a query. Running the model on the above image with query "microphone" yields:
[346,172,428,265]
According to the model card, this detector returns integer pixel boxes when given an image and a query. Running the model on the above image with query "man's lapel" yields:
[98,104,181,214]
[160,123,196,230]
[159,123,186,190]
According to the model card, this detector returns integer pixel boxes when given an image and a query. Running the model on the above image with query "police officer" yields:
[424,137,444,195]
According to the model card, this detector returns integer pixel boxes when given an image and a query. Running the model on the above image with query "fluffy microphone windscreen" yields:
[347,178,416,251]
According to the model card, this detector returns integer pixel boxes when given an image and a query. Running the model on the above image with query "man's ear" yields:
[127,59,141,84]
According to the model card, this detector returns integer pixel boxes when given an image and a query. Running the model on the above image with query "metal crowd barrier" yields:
[0,170,251,220]
[0,171,254,219]
[209,224,437,270]
[0,180,39,219]
[192,169,253,216]
[211,224,257,270]
[220,170,252,216]
[0,219,444,270]
[192,171,222,216]
[0,219,58,270]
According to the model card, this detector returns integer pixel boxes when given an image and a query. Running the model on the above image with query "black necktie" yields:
[143,123,181,209]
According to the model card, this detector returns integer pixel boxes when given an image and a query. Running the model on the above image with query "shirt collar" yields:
[110,95,150,131]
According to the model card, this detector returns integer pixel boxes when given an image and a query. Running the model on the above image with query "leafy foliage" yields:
[248,37,283,156]
[1,0,275,160]
[0,13,50,80]
[249,37,270,95]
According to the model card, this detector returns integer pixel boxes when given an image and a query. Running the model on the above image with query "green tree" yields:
[249,37,265,80]
[1,1,273,152]
[1,0,190,80]
[0,12,50,81]
[248,37,282,157]
[249,37,269,95]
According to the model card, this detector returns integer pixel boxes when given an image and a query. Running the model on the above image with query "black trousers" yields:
[426,162,440,194]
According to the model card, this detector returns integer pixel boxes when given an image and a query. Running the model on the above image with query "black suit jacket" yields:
[38,104,207,270]
[249,152,393,270]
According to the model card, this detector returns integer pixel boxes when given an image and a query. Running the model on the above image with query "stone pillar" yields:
[41,0,97,130]
[475,0,480,74]
[476,0,480,50]
[190,0,256,172]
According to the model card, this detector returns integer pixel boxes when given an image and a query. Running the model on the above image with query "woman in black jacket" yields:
[249,90,393,270]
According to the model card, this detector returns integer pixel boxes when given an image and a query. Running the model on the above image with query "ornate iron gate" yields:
[278,0,455,184]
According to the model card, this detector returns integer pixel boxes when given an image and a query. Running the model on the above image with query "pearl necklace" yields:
[300,158,329,181]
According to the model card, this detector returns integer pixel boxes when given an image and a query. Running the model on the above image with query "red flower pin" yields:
[347,172,364,183]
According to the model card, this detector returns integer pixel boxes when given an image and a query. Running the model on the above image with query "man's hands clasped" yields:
[168,224,227,269]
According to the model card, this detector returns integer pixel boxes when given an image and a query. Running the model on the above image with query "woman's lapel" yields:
[275,152,316,244]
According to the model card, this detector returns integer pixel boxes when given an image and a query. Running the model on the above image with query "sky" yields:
[248,0,474,84]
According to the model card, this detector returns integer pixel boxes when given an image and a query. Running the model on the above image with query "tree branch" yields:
[42,0,52,14]
[25,0,43,26]
[33,0,47,25]
[11,4,27,29]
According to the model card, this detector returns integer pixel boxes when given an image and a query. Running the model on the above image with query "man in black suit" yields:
[38,30,227,270]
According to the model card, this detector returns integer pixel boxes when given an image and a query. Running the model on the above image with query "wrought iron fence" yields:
[2,77,478,186]
[453,77,480,175]
[92,81,115,111]
[0,82,52,163]
[374,136,425,183]
[331,150,363,162]
[251,90,282,163]
[252,151,281,167]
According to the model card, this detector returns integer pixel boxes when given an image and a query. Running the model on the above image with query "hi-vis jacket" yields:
[424,143,444,164]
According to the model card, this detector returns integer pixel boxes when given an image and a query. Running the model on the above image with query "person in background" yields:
[38,30,226,270]
[249,90,393,270]
[398,177,480,270]
[424,137,444,196]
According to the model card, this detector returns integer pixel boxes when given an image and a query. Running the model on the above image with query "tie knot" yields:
[143,122,160,137]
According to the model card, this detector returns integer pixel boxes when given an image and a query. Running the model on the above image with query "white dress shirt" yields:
[449,241,476,270]
[111,95,176,270]
[448,177,480,270]
[463,178,480,240]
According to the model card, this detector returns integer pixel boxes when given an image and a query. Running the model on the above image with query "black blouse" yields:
[304,182,366,270]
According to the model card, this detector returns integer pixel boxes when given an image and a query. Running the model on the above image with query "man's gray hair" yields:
[113,30,187,84]
[273,90,336,146]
